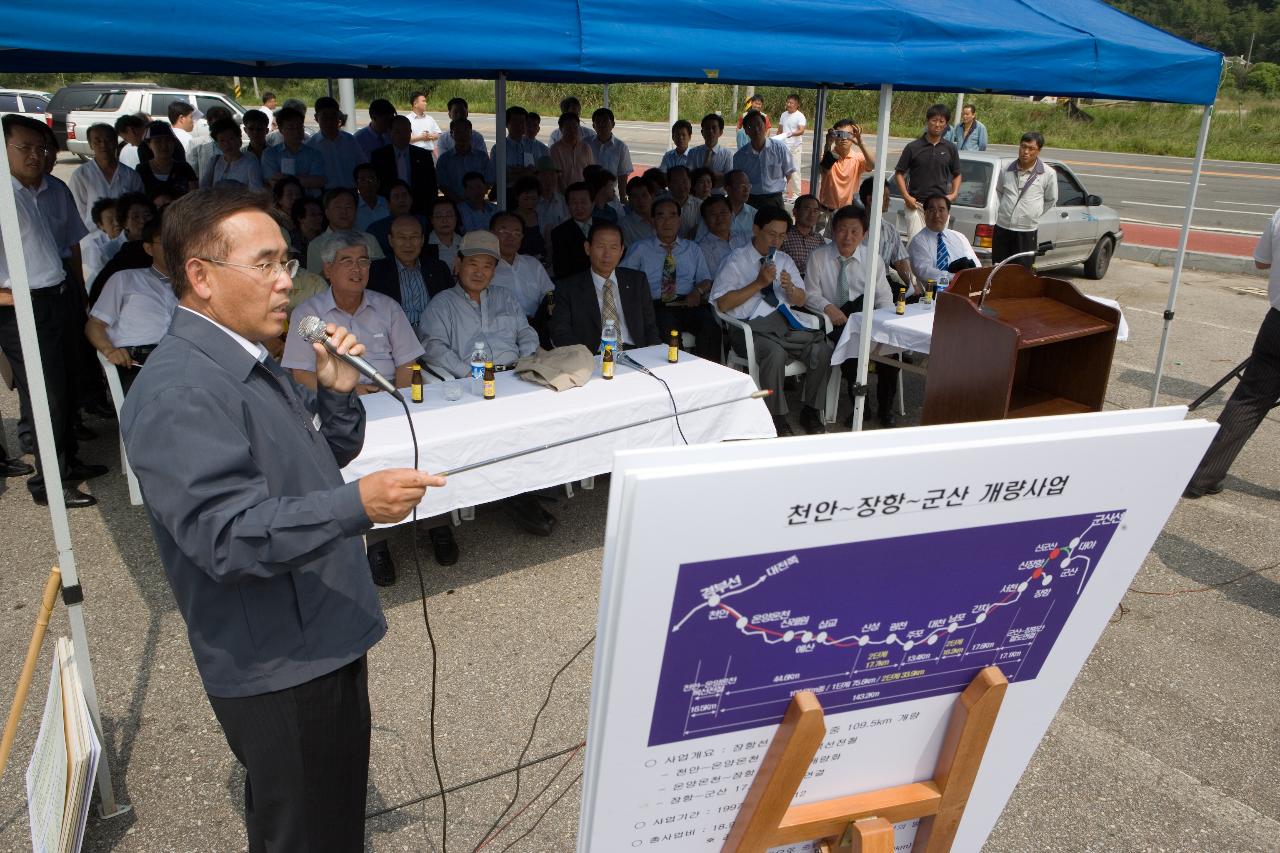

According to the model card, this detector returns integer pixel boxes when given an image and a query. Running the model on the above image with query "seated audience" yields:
[353,163,389,230]
[549,182,595,280]
[587,169,620,224]
[803,206,898,427]
[535,157,569,234]
[696,170,756,242]
[619,177,655,246]
[80,197,122,290]
[366,181,427,257]
[85,217,176,394]
[262,106,326,192]
[272,175,304,220]
[290,196,327,262]
[711,207,832,436]
[458,171,500,234]
[88,193,155,306]
[429,198,464,269]
[489,212,556,319]
[510,176,548,262]
[621,197,721,362]
[664,165,702,239]
[690,167,715,200]
[697,194,748,276]
[369,214,453,327]
[858,177,915,292]
[550,222,659,352]
[780,194,827,276]
[306,188,384,274]
[907,194,979,290]
[436,118,492,203]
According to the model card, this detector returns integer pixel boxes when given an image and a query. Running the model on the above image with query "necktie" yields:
[837,256,853,305]
[936,233,950,273]
[758,260,805,330]
[661,247,678,302]
[603,277,619,330]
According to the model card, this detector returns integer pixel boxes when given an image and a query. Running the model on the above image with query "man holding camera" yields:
[818,119,875,214]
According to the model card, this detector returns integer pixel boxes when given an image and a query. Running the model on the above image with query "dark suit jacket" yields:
[372,143,438,215]
[120,309,384,698]
[550,267,660,352]
[367,252,455,305]
[550,218,592,281]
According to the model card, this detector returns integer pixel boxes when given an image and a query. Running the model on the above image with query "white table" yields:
[343,345,776,524]
[830,296,1129,368]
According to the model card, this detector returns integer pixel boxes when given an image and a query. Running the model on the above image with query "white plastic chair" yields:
[715,308,841,424]
[95,351,143,506]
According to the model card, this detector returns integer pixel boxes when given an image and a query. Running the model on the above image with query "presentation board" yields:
[579,409,1213,852]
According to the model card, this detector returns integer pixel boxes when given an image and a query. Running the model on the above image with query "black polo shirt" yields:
[894,135,961,200]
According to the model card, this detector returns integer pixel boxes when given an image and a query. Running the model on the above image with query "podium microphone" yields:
[296,316,404,401]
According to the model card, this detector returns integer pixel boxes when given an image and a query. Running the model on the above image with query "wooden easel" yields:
[0,567,62,778]
[722,666,1008,853]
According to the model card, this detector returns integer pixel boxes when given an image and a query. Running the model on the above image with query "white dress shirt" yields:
[907,228,980,288]
[32,176,88,259]
[698,231,748,278]
[803,242,891,314]
[90,266,178,346]
[592,268,635,345]
[171,126,193,156]
[695,202,757,243]
[711,244,804,321]
[430,232,463,271]
[588,136,633,181]
[732,137,796,195]
[1256,207,1280,310]
[687,144,733,175]
[119,143,141,169]
[491,254,555,317]
[80,228,119,290]
[200,153,265,190]
[409,113,442,151]
[355,195,390,231]
[68,160,144,228]
[436,129,488,156]
[1,177,66,291]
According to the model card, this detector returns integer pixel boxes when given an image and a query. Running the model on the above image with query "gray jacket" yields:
[121,308,384,698]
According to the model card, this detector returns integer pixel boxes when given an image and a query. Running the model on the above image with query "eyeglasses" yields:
[8,143,53,159]
[199,257,300,280]
[333,257,372,270]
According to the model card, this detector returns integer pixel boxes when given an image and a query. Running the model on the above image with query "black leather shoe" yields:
[32,487,97,508]
[772,415,794,437]
[368,542,396,586]
[2,458,34,477]
[798,406,827,435]
[877,411,898,428]
[66,461,109,481]
[428,525,459,566]
[83,401,118,420]
[1182,483,1223,499]
[504,495,554,536]
[72,422,98,441]
[18,433,34,455]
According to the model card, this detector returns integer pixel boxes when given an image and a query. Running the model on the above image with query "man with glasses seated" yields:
[85,216,177,394]
[283,231,427,587]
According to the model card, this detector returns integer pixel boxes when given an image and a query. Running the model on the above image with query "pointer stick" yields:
[436,390,772,478]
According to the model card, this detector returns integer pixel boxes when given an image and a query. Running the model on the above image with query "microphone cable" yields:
[616,351,689,446]
[396,395,450,853]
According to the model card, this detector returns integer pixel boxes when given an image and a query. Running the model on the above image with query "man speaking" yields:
[120,187,444,851]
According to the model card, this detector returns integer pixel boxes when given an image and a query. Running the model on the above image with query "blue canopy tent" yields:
[0,0,1221,828]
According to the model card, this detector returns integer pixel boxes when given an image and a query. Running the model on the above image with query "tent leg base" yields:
[98,802,132,820]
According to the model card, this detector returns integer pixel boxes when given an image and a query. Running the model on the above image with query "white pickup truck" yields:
[65,86,247,158]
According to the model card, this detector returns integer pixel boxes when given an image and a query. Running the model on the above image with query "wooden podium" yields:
[920,266,1120,426]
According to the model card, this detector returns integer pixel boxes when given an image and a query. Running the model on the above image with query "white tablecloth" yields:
[830,296,1129,365]
[343,345,775,523]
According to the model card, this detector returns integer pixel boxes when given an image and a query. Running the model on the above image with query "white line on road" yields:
[1076,173,1204,186]
[1122,201,1276,217]
[1120,217,1262,236]
[1214,200,1280,209]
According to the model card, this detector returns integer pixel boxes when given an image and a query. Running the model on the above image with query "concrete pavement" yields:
[0,256,1277,851]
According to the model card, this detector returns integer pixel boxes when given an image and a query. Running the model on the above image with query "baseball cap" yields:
[535,156,560,173]
[458,231,501,260]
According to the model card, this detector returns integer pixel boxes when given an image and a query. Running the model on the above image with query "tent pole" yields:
[1150,103,1214,406]
[854,83,894,432]
[807,85,827,203]
[955,93,965,127]
[668,84,680,127]
[0,147,126,818]
[338,79,357,131]
[603,84,610,110]
[495,73,508,209]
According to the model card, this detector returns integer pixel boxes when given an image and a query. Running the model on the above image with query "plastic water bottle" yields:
[469,339,490,395]
[600,319,618,360]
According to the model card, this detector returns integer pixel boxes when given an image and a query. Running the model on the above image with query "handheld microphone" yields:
[615,350,652,375]
[296,316,404,401]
